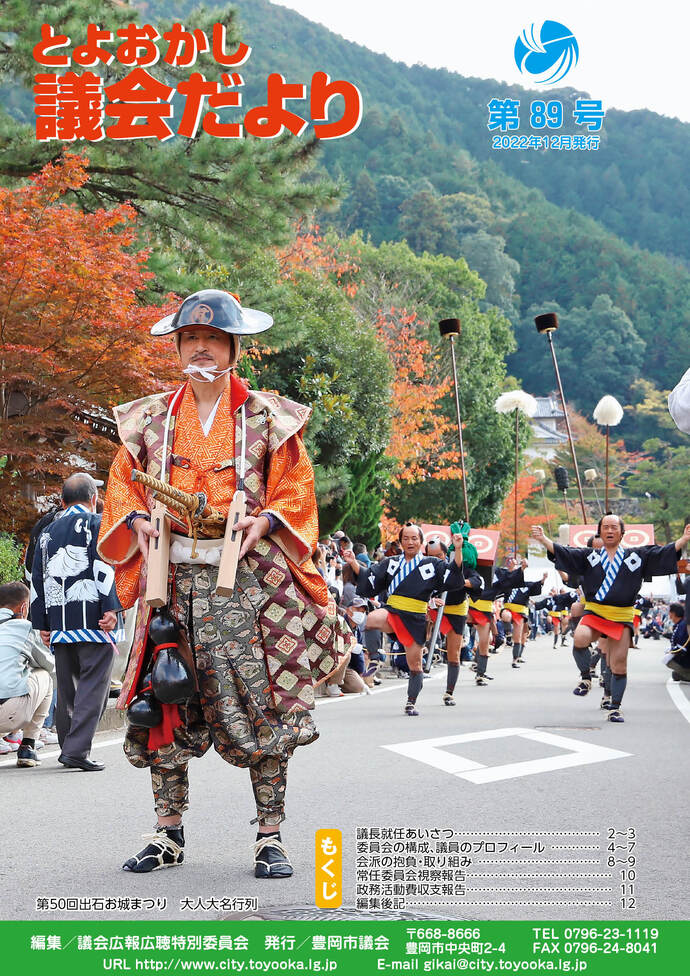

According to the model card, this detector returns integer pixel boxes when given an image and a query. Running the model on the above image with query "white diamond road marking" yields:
[382,727,631,784]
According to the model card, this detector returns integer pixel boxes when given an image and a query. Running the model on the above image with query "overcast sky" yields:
[273,1,690,124]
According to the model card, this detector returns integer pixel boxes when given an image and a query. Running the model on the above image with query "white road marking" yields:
[382,727,631,783]
[1,676,436,766]
[0,734,126,768]
[666,677,690,725]
[316,673,442,704]
[1,674,441,766]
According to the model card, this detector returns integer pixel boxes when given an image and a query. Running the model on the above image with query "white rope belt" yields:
[169,533,224,566]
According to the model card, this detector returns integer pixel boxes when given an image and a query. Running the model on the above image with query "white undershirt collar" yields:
[200,394,223,437]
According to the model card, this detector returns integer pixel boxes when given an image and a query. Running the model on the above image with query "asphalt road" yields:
[2,632,688,922]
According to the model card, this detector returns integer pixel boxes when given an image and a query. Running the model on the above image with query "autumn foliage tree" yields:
[273,228,518,535]
[489,474,546,559]
[374,306,464,486]
[333,235,517,529]
[0,2,338,294]
[279,234,450,473]
[276,229,468,537]
[0,153,178,535]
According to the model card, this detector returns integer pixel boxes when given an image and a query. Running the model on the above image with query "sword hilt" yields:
[132,470,200,516]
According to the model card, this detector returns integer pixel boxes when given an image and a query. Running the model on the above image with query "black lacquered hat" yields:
[151,289,273,337]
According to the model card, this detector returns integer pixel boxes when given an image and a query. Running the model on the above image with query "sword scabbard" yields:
[216,489,247,597]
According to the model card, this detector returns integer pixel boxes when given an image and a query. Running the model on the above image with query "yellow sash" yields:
[470,598,494,613]
[387,594,428,614]
[583,601,635,624]
[504,602,529,616]
[445,600,469,616]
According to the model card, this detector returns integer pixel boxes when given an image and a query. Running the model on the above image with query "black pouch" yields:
[127,672,163,728]
[150,607,197,704]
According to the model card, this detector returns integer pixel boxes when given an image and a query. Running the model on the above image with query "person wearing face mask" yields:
[348,597,368,635]
[97,290,351,878]
[343,598,378,674]
[341,598,378,690]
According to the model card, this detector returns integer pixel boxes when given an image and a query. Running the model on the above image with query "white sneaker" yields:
[0,740,12,755]
[2,736,20,752]
[325,684,343,697]
[34,739,44,750]
[39,729,59,744]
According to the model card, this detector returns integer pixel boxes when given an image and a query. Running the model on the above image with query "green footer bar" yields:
[2,921,686,975]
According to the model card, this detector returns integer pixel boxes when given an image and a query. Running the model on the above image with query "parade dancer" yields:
[558,535,608,700]
[98,290,351,876]
[545,590,562,648]
[531,516,690,722]
[468,559,527,686]
[632,595,652,647]
[425,534,483,705]
[543,588,576,647]
[501,572,547,667]
[532,593,553,638]
[343,523,467,715]
[554,588,578,645]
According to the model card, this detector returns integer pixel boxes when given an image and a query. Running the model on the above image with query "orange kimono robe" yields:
[97,375,343,713]
[99,377,327,609]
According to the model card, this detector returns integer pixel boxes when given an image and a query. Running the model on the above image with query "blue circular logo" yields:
[514,21,579,84]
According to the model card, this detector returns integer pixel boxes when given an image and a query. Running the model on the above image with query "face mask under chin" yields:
[183,363,234,383]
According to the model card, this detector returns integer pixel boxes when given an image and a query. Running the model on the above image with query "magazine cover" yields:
[1,1,688,972]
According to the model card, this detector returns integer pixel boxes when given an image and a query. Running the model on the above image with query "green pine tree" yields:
[0,1,339,292]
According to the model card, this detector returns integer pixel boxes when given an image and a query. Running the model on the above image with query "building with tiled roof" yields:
[526,395,569,459]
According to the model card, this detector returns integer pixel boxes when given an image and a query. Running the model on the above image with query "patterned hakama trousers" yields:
[124,560,320,826]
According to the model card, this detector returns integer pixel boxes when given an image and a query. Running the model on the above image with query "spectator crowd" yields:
[3,496,689,768]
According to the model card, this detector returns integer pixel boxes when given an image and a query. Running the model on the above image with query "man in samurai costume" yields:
[425,530,484,705]
[532,515,690,722]
[501,570,547,668]
[342,522,467,715]
[97,289,350,876]
[467,559,528,686]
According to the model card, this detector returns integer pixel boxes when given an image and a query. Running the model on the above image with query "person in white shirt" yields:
[0,581,55,767]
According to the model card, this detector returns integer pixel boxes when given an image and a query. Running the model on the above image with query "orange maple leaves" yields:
[0,152,179,402]
[0,152,179,532]
[278,222,359,295]
[277,227,468,542]
[489,474,547,558]
[373,307,464,485]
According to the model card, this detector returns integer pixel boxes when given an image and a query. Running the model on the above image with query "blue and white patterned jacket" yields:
[30,505,123,645]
